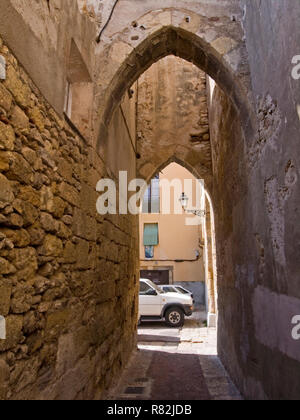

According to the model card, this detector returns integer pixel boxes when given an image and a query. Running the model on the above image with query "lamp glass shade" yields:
[179,192,189,209]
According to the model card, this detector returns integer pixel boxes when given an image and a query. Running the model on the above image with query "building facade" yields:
[140,163,206,306]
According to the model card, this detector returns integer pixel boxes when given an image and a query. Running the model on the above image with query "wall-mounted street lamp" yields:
[179,192,206,218]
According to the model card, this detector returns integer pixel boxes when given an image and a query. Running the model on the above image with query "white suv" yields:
[139,279,194,327]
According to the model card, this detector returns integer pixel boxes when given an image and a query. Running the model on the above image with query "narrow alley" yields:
[107,310,242,401]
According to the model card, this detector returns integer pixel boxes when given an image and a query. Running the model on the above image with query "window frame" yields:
[142,174,160,214]
[143,223,159,246]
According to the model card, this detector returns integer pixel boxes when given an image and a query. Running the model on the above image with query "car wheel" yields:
[165,307,184,328]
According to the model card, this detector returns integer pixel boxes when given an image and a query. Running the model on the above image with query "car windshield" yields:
[141,279,163,294]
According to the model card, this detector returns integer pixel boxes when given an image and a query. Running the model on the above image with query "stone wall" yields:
[209,76,300,399]
[136,56,211,183]
[209,84,254,397]
[238,0,300,399]
[0,38,139,400]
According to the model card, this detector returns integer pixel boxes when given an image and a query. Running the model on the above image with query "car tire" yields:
[165,307,185,328]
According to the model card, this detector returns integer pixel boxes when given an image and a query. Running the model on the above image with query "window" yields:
[143,223,159,246]
[139,282,152,295]
[163,286,175,293]
[64,40,93,137]
[142,175,160,213]
[64,81,73,118]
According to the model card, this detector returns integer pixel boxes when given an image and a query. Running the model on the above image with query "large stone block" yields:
[55,333,77,378]
[45,308,72,341]
[0,228,30,247]
[0,84,12,112]
[211,37,238,56]
[41,186,68,218]
[4,65,31,108]
[38,234,63,257]
[11,289,31,314]
[0,257,16,275]
[0,173,14,204]
[58,182,79,207]
[56,327,93,380]
[40,212,57,232]
[62,241,76,263]
[54,354,93,400]
[8,247,37,271]
[0,121,15,151]
[28,224,45,246]
[28,107,45,132]
[12,199,39,226]
[79,184,98,216]
[56,221,72,239]
[0,315,23,352]
[5,152,33,184]
[18,186,41,208]
[11,105,30,131]
[57,158,73,182]
[0,359,10,399]
[0,281,12,315]
[75,238,90,269]
[73,208,97,241]
[95,280,116,304]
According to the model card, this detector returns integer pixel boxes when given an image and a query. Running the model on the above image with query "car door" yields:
[139,281,163,316]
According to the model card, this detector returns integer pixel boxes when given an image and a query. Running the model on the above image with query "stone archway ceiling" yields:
[95,8,255,155]
[135,56,213,190]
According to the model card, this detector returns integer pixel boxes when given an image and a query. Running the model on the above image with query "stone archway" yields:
[94,8,256,150]
[95,8,259,398]
[145,156,205,186]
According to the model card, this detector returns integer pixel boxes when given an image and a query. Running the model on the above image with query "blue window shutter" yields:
[143,224,159,246]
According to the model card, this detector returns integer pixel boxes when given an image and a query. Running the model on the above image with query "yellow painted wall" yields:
[139,163,205,285]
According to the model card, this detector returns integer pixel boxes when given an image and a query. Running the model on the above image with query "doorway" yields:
[140,269,170,286]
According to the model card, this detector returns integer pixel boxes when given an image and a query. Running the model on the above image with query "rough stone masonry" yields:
[0,35,138,399]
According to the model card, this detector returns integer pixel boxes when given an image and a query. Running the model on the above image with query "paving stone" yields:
[107,311,242,400]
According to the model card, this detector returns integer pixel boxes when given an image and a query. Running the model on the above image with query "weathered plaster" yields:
[253,286,300,363]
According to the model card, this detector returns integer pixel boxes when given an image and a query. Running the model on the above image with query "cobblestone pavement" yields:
[107,311,242,400]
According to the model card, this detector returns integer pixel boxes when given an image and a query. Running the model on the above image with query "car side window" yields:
[140,282,152,295]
